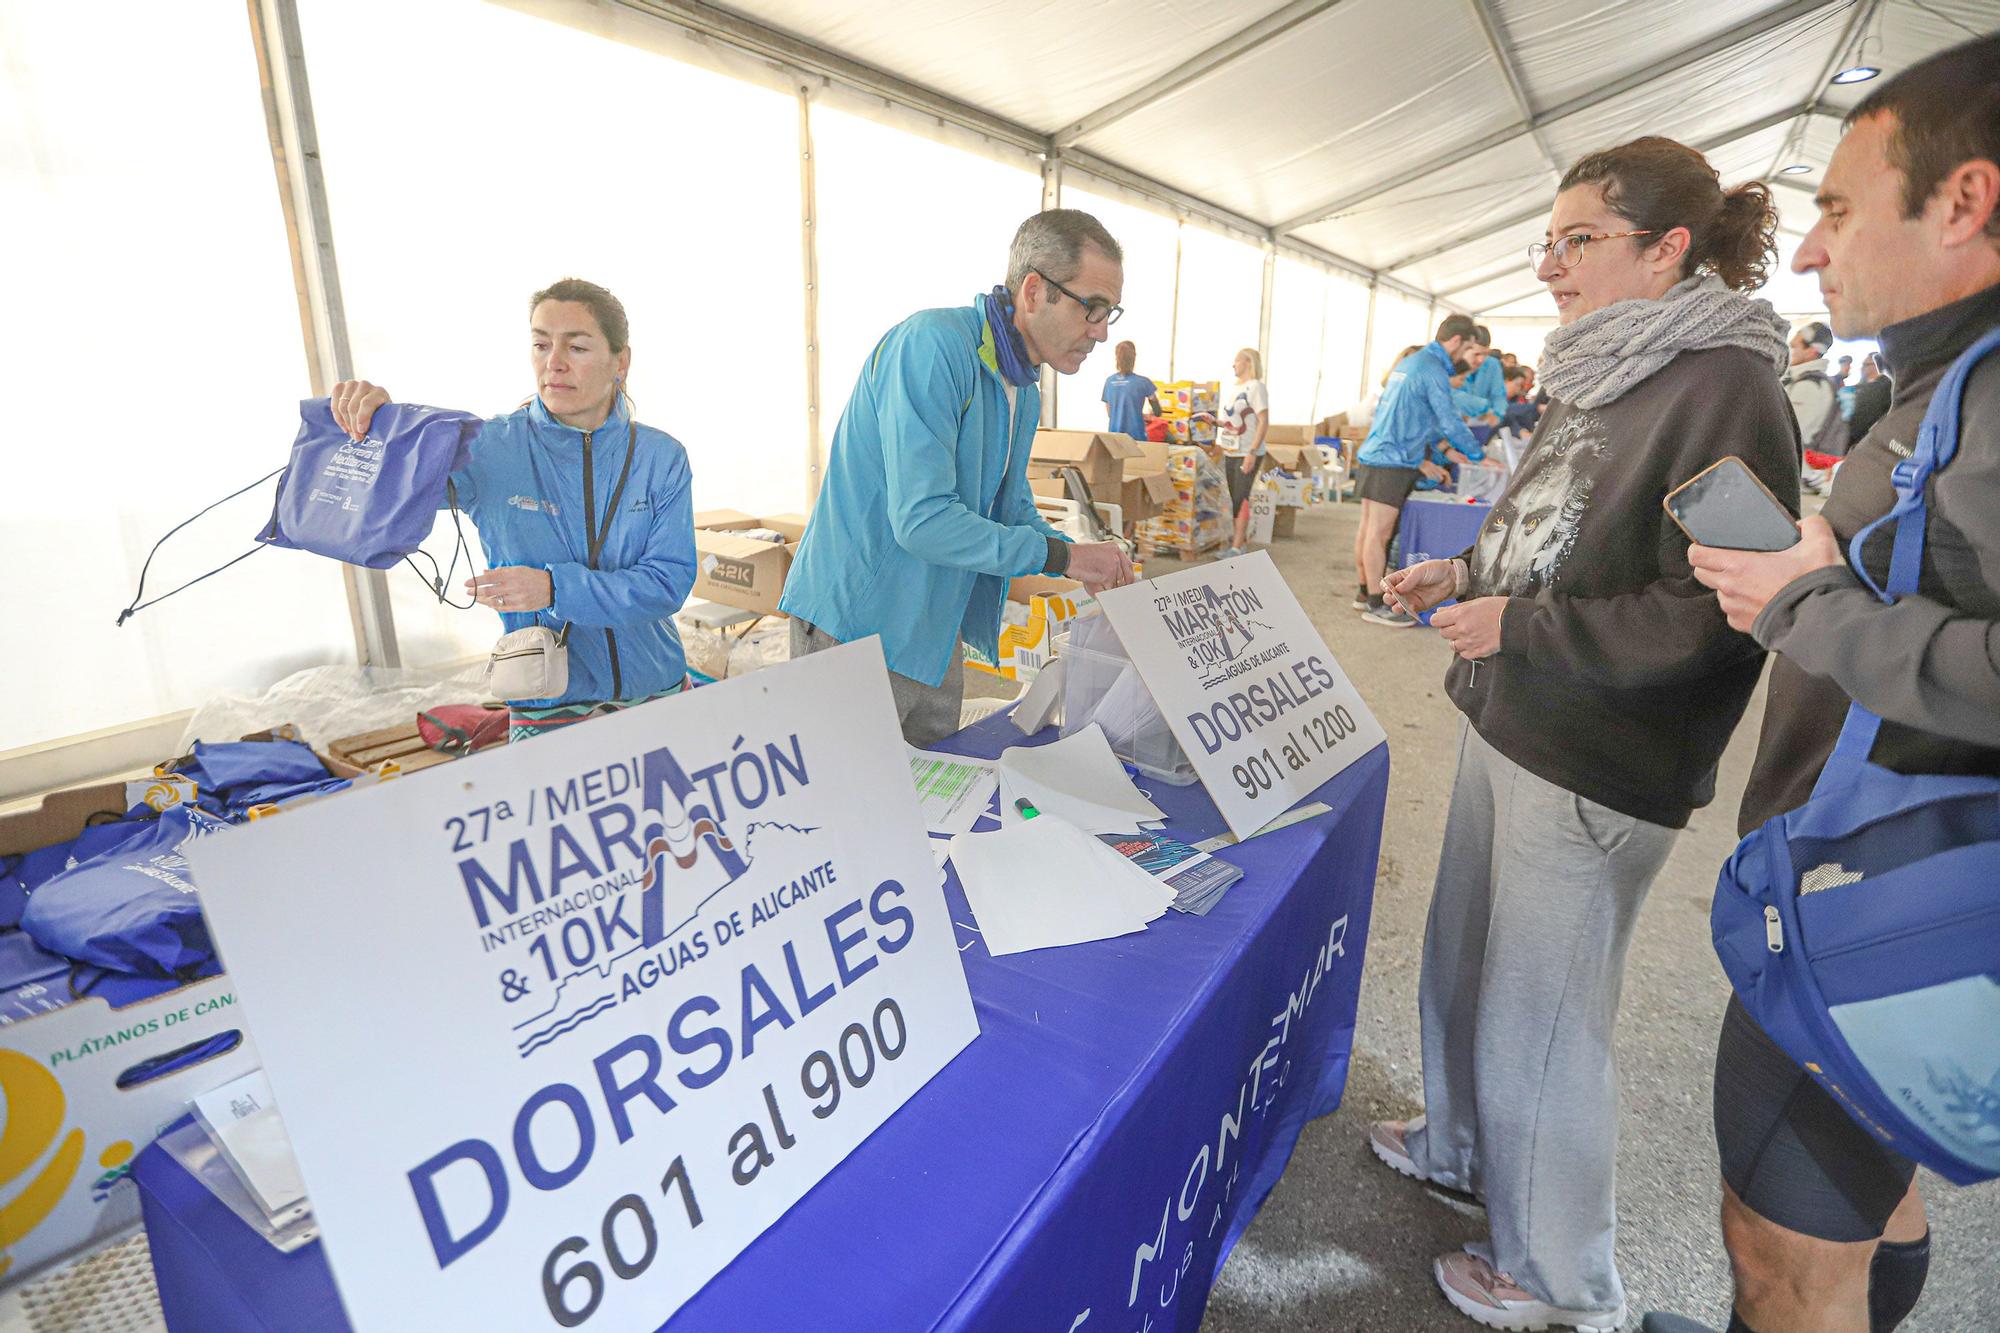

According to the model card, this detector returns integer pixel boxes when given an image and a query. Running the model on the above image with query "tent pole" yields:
[247,0,398,668]
[797,86,826,504]
[1040,152,1063,428]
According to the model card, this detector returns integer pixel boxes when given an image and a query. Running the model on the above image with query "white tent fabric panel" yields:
[1537,10,1851,168]
[1072,0,1519,229]
[1318,269,1376,411]
[712,0,1296,137]
[1367,289,1437,393]
[1171,223,1266,388]
[1054,185,1184,430]
[811,105,1041,461]
[297,0,813,663]
[0,1,358,751]
[1266,258,1331,425]
[1820,0,1998,116]
[1291,134,1556,273]
[1489,0,1823,114]
[1483,315,1557,368]
[1395,212,1553,298]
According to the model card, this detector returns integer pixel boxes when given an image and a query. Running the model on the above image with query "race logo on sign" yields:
[456,735,838,1059]
[1150,576,1279,689]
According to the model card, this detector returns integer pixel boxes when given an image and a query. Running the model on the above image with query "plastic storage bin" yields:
[1055,613,1198,785]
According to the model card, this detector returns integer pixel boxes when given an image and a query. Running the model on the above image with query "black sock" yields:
[1726,1313,1756,1333]
[1870,1230,1931,1332]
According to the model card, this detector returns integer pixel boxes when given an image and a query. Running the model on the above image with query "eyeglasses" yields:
[1032,267,1123,326]
[1526,230,1653,278]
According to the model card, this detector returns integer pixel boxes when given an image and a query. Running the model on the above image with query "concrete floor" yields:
[1072,500,2000,1333]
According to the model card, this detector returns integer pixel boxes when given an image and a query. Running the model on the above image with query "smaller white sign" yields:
[1096,551,1386,839]
[1246,486,1276,546]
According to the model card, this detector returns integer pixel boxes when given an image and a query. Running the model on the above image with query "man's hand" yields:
[330,380,392,441]
[1478,455,1506,471]
[466,566,554,614]
[1382,559,1459,615]
[1431,596,1507,661]
[1067,541,1135,594]
[1688,514,1843,632]
[1419,460,1450,482]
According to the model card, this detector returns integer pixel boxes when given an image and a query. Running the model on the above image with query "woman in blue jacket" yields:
[330,279,697,741]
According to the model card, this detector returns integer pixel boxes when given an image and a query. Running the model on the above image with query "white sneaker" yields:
[1433,1250,1626,1332]
[1367,1119,1425,1179]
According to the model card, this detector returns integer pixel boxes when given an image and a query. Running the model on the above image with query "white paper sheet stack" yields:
[949,812,1176,956]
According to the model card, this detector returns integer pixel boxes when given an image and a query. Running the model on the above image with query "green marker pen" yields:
[1014,798,1040,819]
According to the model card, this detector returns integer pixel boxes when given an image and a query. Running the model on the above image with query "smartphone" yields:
[1664,456,1799,551]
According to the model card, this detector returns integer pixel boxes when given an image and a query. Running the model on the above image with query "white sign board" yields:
[187,640,978,1331]
[1246,485,1276,546]
[1096,550,1386,839]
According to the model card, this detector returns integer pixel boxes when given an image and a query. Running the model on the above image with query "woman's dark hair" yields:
[530,278,630,353]
[1559,137,1778,292]
[1115,340,1137,373]
[1451,358,1470,374]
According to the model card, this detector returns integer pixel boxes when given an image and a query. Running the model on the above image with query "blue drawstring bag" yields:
[19,806,231,977]
[172,739,329,793]
[1711,328,2000,1185]
[259,399,483,569]
[116,398,485,625]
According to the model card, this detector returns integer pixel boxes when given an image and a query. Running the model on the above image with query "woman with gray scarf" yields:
[1370,138,1801,1332]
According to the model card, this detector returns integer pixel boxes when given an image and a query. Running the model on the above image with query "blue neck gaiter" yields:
[983,286,1040,387]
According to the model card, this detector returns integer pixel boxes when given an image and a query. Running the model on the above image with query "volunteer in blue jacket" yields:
[782,210,1136,745]
[1351,314,1483,626]
[329,278,697,741]
[1459,325,1508,426]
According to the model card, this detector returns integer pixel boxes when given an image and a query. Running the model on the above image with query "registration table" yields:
[135,710,1391,1333]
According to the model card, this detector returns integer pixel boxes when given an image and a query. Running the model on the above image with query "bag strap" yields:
[114,467,286,626]
[1815,325,2000,792]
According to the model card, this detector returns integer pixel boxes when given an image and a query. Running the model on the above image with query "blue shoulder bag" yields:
[1711,327,2000,1186]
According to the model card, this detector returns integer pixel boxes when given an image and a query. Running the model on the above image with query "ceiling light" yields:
[1779,164,1813,175]
[1832,65,1881,84]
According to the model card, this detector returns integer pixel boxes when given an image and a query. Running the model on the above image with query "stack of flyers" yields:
[1096,829,1243,915]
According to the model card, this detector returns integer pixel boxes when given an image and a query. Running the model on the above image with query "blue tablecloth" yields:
[134,713,1390,1333]
[1397,496,1492,626]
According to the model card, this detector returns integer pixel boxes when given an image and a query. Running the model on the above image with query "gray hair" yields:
[1006,209,1122,297]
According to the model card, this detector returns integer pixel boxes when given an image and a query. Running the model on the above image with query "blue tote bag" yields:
[1711,328,2000,1185]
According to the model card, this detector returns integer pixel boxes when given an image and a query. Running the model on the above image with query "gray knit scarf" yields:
[1537,274,1789,410]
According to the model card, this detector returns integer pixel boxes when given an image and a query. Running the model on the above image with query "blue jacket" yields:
[1461,355,1507,420]
[448,395,696,706]
[1357,342,1476,470]
[781,298,1068,687]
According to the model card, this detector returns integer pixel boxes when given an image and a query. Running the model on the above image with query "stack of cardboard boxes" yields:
[691,511,808,615]
[1133,443,1228,555]
[1153,380,1219,446]
[1025,429,1174,534]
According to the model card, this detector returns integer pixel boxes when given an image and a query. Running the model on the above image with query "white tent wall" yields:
[1266,257,1333,425]
[1171,224,1267,392]
[295,0,815,668]
[1053,184,1180,430]
[1366,289,1439,396]
[0,2,358,757]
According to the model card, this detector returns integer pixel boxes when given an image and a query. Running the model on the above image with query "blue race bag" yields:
[260,399,483,568]
[1711,327,2000,1186]
[19,806,231,977]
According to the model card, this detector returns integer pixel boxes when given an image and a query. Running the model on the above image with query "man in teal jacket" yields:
[782,210,1135,744]
[1459,325,1508,425]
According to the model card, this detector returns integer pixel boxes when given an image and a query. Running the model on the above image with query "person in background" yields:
[1459,325,1508,425]
[782,210,1135,745]
[1349,344,1422,430]
[1848,350,1895,440]
[1830,351,1854,387]
[1375,135,1798,1333]
[1500,350,1519,372]
[1217,347,1270,556]
[1783,319,1847,492]
[329,278,697,743]
[1502,363,1539,432]
[1351,314,1483,625]
[1645,36,2000,1333]
[1102,340,1160,439]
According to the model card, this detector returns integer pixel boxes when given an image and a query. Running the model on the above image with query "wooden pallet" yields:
[326,719,470,777]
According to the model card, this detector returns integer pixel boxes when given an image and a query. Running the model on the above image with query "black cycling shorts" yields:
[1714,993,1915,1242]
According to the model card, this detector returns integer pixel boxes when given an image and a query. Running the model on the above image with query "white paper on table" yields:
[949,814,1174,956]
[996,723,1165,833]
[907,746,1000,836]
[1086,663,1159,755]
[1010,656,1065,734]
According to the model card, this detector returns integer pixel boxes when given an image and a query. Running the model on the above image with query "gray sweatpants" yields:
[789,619,966,747]
[1405,722,1678,1315]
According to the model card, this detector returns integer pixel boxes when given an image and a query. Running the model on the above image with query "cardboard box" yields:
[1028,430,1144,492]
[0,779,269,1285]
[1121,471,1176,525]
[965,580,1090,682]
[1272,505,1298,539]
[1263,424,1315,448]
[692,511,807,615]
[1163,417,1216,446]
[1155,381,1219,416]
[1129,437,1172,477]
[1264,443,1312,475]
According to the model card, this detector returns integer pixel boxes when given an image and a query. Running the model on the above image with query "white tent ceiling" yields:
[614,0,1997,312]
